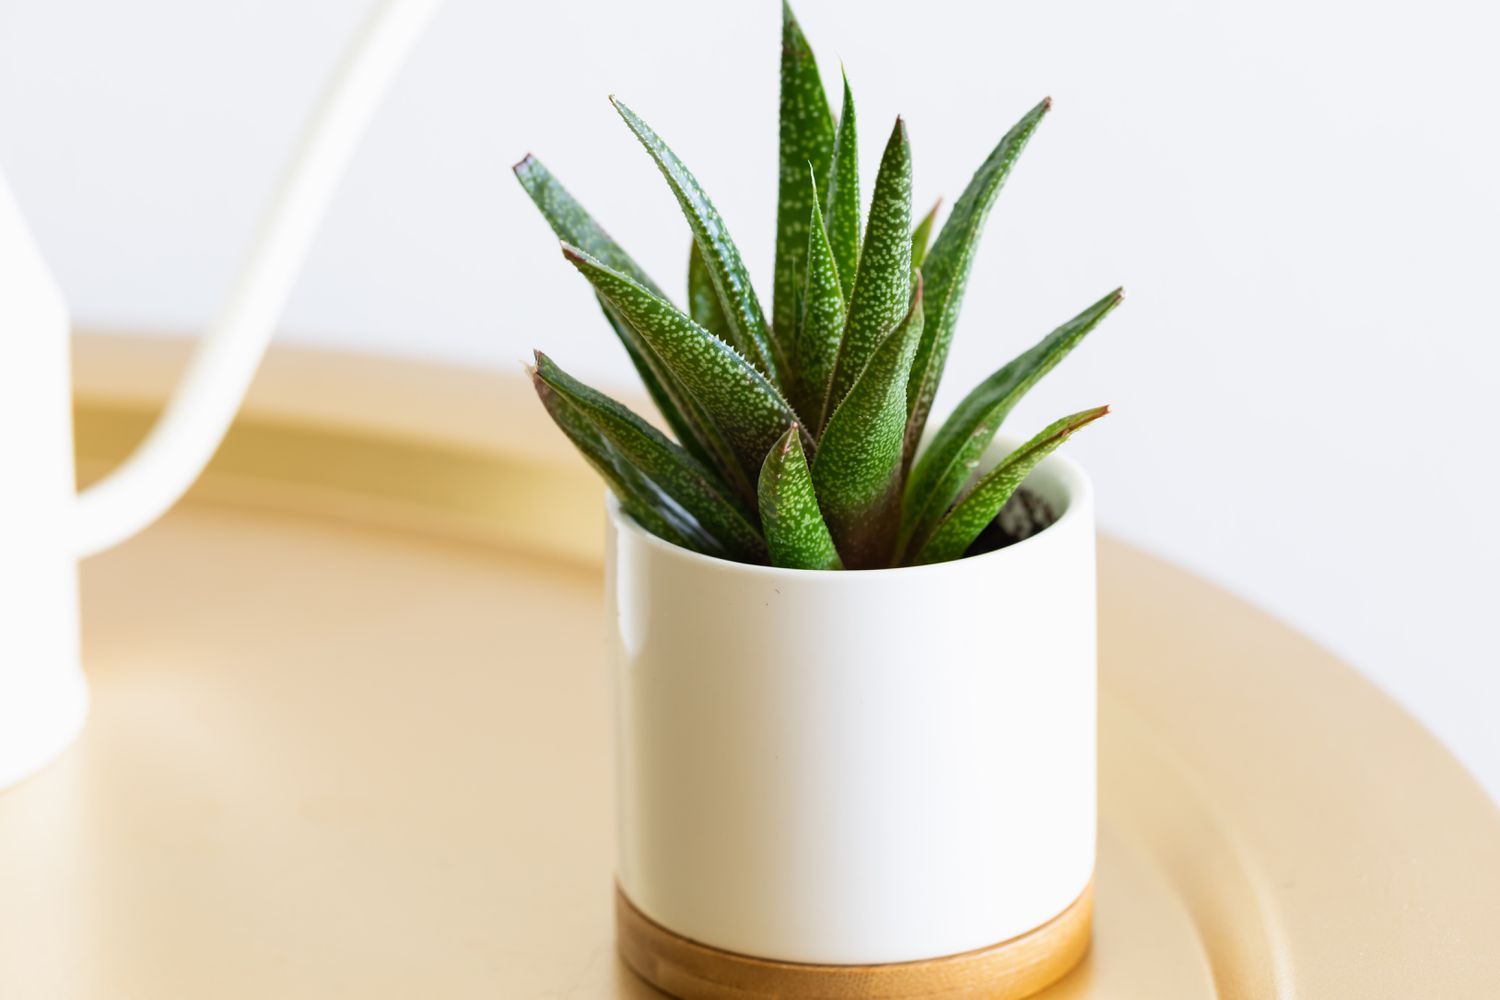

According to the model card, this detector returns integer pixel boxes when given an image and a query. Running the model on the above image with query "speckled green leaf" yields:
[901,288,1121,555]
[774,1,836,353]
[911,199,940,270]
[531,367,722,555]
[823,117,912,426]
[758,424,842,570]
[534,352,766,563]
[611,98,778,382]
[792,179,845,422]
[906,98,1051,458]
[912,406,1107,566]
[811,280,923,568]
[688,241,731,343]
[563,244,804,487]
[514,154,665,295]
[823,70,860,303]
[513,155,728,471]
[596,304,740,479]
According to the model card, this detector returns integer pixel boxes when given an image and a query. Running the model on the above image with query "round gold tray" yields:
[1,335,1496,998]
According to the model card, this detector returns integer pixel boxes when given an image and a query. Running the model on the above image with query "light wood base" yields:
[616,883,1093,999]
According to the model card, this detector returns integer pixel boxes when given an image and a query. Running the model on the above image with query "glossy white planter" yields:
[605,438,1097,971]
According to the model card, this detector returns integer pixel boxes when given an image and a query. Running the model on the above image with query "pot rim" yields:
[607,434,1093,581]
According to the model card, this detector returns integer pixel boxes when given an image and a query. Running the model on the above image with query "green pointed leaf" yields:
[824,69,860,303]
[563,244,804,486]
[774,1,836,351]
[906,97,1051,457]
[534,352,766,563]
[611,98,778,382]
[811,280,923,568]
[911,199,940,270]
[688,241,731,343]
[911,406,1107,566]
[759,425,843,570]
[513,154,666,296]
[596,303,739,477]
[901,288,1121,555]
[823,117,912,425]
[513,155,729,471]
[531,366,723,555]
[792,177,845,422]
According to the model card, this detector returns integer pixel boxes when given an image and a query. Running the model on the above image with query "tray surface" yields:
[1,337,1497,998]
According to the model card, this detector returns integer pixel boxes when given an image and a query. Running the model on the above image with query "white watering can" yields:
[0,0,440,789]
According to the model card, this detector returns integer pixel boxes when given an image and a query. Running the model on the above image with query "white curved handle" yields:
[74,0,440,557]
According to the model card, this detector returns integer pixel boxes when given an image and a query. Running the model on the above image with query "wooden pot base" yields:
[616,881,1093,999]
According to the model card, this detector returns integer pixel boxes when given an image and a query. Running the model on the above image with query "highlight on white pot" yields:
[606,437,1096,967]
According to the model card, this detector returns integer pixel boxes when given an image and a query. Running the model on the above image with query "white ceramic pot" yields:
[606,437,1097,975]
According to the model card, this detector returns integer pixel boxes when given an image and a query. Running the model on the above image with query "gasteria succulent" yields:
[519,3,1120,571]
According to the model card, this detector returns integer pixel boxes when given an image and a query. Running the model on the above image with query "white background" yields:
[2,1,1496,797]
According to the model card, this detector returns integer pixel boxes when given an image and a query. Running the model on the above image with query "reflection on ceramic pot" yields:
[606,435,1096,991]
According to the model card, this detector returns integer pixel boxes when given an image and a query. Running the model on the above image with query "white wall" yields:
[2,1,1496,796]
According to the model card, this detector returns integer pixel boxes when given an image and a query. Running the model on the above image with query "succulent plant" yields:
[519,3,1120,570]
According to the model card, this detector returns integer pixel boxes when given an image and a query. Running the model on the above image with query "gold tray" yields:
[2,335,1496,999]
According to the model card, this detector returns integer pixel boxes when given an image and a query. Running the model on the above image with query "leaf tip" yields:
[528,350,561,391]
[512,152,536,176]
[877,115,909,154]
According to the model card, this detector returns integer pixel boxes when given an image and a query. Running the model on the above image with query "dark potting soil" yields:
[963,488,1059,558]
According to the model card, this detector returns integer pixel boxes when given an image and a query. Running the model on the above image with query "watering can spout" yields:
[63,0,441,557]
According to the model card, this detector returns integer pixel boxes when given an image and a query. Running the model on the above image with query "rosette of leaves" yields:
[519,3,1120,570]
